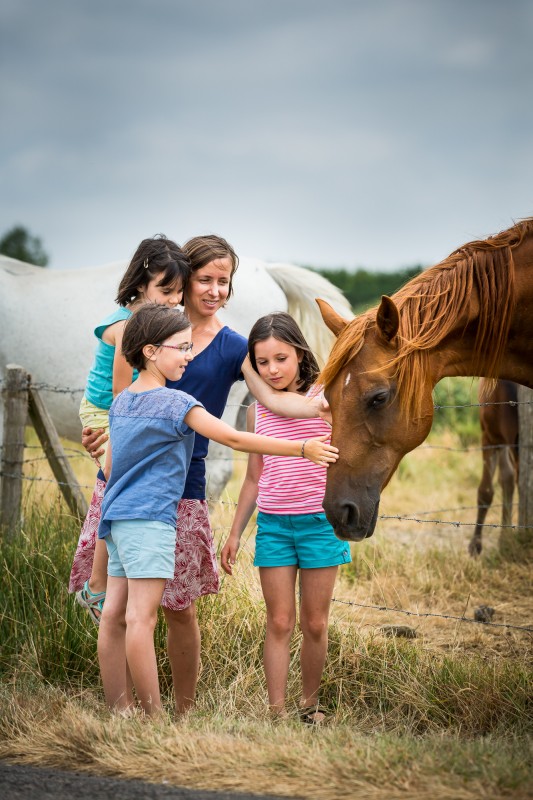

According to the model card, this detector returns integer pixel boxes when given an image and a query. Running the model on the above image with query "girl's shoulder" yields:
[305,383,324,399]
[112,386,202,421]
[95,307,132,339]
[165,388,204,420]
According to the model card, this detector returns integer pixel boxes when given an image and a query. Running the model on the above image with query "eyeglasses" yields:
[158,343,194,353]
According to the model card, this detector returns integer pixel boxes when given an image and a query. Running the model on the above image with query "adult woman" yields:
[71,234,325,713]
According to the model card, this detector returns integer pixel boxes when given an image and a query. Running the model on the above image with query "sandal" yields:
[299,705,329,726]
[75,580,106,625]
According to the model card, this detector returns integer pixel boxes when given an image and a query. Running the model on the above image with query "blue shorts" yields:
[106,519,176,579]
[254,512,352,569]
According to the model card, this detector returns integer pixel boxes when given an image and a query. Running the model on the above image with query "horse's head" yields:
[318,298,434,542]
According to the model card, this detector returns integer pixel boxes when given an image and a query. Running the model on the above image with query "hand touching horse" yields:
[317,218,533,541]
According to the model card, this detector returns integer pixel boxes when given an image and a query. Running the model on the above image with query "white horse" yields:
[0,255,351,499]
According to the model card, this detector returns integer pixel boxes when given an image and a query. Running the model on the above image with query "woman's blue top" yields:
[167,325,247,500]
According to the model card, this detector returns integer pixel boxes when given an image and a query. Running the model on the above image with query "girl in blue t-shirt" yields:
[98,303,338,716]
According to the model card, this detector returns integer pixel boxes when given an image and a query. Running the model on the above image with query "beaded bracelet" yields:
[301,439,308,458]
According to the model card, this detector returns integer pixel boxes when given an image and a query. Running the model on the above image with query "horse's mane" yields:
[320,218,533,418]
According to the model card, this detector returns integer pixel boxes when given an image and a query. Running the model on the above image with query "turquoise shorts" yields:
[106,519,176,579]
[254,512,352,569]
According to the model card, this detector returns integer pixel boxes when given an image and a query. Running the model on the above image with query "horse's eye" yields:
[367,390,389,409]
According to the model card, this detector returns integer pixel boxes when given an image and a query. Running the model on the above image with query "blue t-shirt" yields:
[98,387,202,539]
[167,325,248,499]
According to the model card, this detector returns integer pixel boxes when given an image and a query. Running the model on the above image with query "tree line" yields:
[309,264,424,312]
[0,225,49,266]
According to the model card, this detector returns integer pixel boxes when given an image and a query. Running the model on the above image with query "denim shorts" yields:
[106,519,176,579]
[254,512,352,569]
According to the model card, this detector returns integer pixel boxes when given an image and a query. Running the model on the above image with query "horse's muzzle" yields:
[323,487,380,542]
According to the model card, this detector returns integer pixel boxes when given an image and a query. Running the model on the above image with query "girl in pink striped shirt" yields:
[221,313,351,725]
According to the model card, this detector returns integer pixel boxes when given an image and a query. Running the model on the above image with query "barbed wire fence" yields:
[1,375,532,635]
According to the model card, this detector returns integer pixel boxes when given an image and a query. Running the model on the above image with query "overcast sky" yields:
[1,0,532,271]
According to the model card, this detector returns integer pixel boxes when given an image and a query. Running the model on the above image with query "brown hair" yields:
[122,304,191,371]
[116,234,190,306]
[248,312,319,393]
[182,234,239,300]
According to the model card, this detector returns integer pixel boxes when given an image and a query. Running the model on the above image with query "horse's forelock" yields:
[319,314,372,391]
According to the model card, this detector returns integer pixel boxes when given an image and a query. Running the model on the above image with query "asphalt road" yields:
[0,762,297,800]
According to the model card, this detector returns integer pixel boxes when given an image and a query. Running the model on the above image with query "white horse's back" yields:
[1,256,131,440]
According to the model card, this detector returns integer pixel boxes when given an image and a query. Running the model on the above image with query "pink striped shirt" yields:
[255,401,329,515]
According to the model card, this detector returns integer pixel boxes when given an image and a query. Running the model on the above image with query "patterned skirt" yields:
[68,478,220,611]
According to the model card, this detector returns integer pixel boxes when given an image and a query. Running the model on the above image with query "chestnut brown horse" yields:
[317,218,533,541]
[469,379,519,557]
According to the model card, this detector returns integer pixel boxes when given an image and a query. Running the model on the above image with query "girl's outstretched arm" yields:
[220,405,262,576]
[184,406,338,465]
[241,357,331,424]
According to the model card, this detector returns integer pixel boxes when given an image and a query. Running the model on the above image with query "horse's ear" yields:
[316,299,349,337]
[376,295,399,341]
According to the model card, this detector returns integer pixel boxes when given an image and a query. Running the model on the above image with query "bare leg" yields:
[299,566,338,712]
[88,537,109,594]
[125,577,166,716]
[163,603,201,714]
[259,566,298,716]
[97,576,134,712]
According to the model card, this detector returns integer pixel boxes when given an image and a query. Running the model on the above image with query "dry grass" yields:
[1,685,531,800]
[1,397,532,798]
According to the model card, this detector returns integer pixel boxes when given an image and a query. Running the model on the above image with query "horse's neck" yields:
[432,322,533,390]
[431,239,533,389]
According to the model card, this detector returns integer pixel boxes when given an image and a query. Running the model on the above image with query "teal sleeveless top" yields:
[84,307,138,410]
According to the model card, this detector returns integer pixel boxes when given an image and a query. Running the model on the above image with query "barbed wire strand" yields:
[2,382,532,635]
[2,470,531,532]
[329,596,533,633]
[2,377,533,410]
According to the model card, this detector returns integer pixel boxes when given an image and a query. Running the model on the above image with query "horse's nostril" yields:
[341,501,359,529]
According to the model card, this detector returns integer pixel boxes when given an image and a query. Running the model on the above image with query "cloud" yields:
[0,0,532,271]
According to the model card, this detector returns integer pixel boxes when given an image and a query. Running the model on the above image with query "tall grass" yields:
[1,502,531,738]
[1,408,532,798]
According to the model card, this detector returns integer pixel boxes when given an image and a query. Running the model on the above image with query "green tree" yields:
[306,264,424,312]
[0,225,49,266]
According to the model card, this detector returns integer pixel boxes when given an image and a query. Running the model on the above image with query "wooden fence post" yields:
[0,365,29,536]
[518,385,533,532]
[28,385,88,520]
